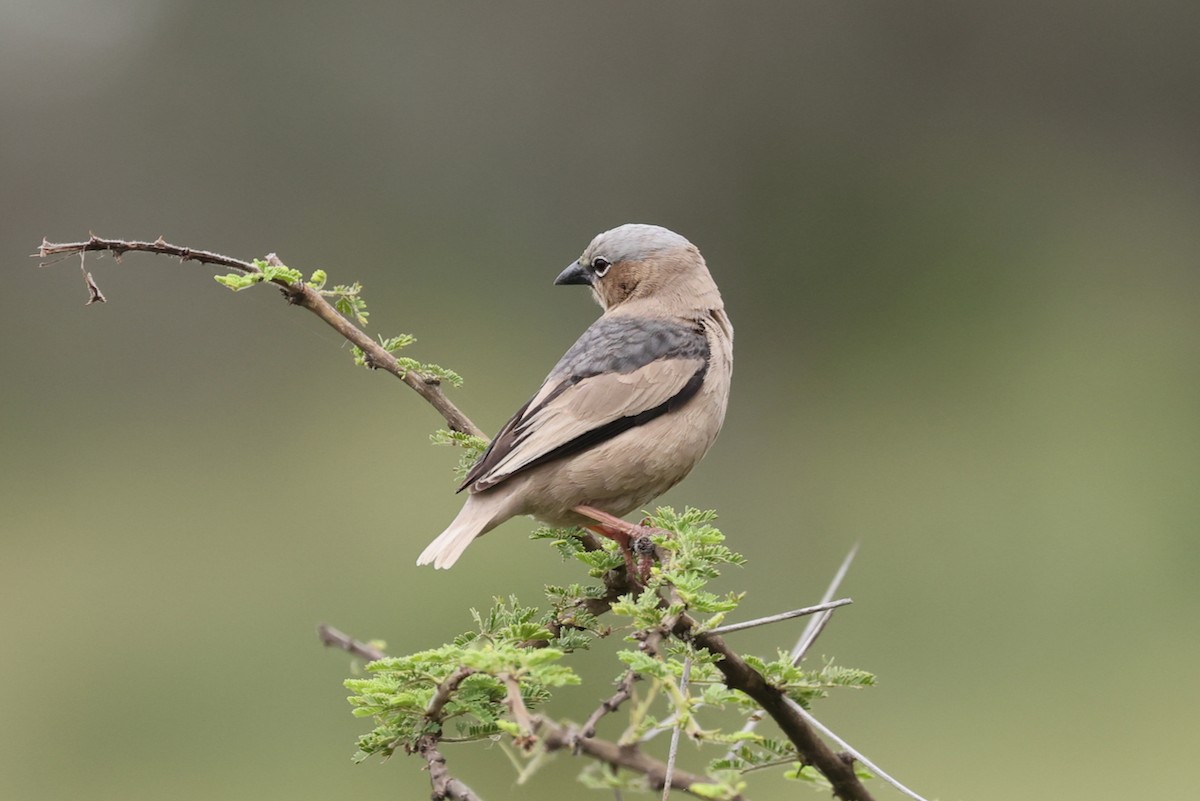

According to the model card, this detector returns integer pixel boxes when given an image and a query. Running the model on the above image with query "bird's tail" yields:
[416,494,509,569]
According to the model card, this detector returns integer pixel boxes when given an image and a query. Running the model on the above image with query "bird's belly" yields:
[515,386,727,527]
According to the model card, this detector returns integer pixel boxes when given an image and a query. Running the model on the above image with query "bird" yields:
[417,223,733,569]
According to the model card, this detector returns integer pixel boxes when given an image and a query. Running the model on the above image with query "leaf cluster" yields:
[214,259,464,386]
[430,428,489,480]
[345,507,875,798]
[345,597,586,762]
[213,258,306,291]
[350,332,464,387]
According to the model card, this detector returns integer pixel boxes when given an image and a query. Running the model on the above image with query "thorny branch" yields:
[41,234,907,801]
[683,621,868,799]
[316,623,387,662]
[537,716,748,801]
[727,545,859,760]
[36,236,484,438]
[416,734,486,801]
[425,666,479,723]
[572,553,878,800]
[580,669,639,739]
[500,673,537,747]
[707,598,854,635]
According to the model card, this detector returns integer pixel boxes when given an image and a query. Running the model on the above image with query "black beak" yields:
[554,260,591,286]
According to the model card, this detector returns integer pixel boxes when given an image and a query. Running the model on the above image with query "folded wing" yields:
[462,317,709,492]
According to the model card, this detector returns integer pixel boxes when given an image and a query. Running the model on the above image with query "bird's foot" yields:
[575,505,663,585]
[583,522,642,581]
[630,532,658,584]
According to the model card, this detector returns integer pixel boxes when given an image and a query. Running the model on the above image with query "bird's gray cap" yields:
[583,224,694,264]
[556,224,700,286]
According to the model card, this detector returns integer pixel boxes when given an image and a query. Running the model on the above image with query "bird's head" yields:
[555,224,723,314]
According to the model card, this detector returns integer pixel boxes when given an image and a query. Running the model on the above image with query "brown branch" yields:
[320,623,490,800]
[408,667,489,800]
[499,673,536,747]
[316,623,387,662]
[681,619,874,801]
[425,666,478,722]
[537,717,748,801]
[782,699,927,801]
[727,546,860,762]
[416,734,487,801]
[580,669,640,739]
[576,542,875,801]
[35,236,485,437]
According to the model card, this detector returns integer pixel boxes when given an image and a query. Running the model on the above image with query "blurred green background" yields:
[3,2,1198,800]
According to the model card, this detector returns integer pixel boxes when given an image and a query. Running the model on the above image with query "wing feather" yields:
[461,316,710,492]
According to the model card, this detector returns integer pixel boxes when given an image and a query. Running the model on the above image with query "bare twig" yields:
[36,236,484,437]
[661,656,692,801]
[791,544,860,664]
[78,251,106,304]
[537,717,748,801]
[39,235,254,272]
[785,698,930,801]
[417,734,487,801]
[706,598,853,635]
[316,623,387,662]
[790,608,836,663]
[581,670,640,739]
[500,673,537,746]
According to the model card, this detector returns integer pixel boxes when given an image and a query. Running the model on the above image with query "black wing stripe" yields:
[459,317,710,493]
[457,396,534,491]
[469,359,708,491]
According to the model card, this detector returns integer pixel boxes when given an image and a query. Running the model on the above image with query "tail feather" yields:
[417,495,507,569]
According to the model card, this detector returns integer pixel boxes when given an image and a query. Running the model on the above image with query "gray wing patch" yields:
[550,317,708,381]
[461,317,709,492]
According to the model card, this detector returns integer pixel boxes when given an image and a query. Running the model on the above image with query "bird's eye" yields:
[591,257,611,277]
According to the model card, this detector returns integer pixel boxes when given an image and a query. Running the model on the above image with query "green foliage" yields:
[213,258,303,291]
[350,334,464,387]
[374,333,416,352]
[530,525,624,577]
[605,507,745,631]
[430,429,490,480]
[396,357,464,387]
[578,762,650,794]
[212,258,377,333]
[212,258,465,386]
[324,282,369,326]
[344,597,585,762]
[211,258,364,320]
[345,506,875,797]
[349,333,408,367]
[213,272,256,290]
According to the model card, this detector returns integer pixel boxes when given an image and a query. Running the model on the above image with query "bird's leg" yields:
[583,524,638,577]
[575,505,659,583]
[584,523,631,550]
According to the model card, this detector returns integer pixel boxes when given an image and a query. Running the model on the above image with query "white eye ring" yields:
[591,257,611,278]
